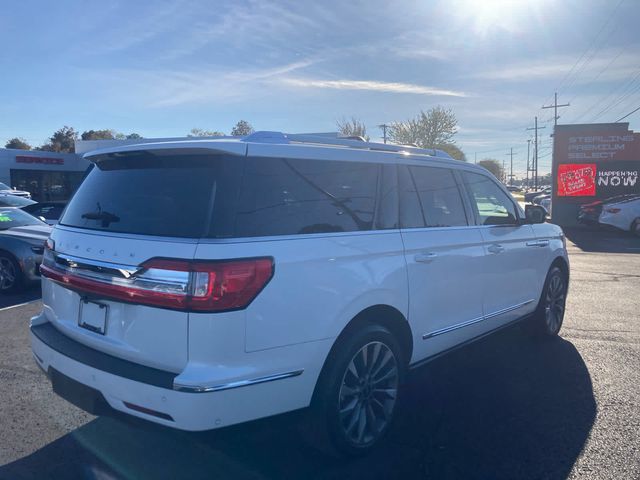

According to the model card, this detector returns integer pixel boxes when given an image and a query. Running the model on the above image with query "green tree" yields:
[436,143,467,161]
[81,129,115,141]
[4,137,31,150]
[38,126,78,153]
[188,128,225,137]
[388,106,458,149]
[230,120,254,136]
[478,159,504,181]
[336,117,369,141]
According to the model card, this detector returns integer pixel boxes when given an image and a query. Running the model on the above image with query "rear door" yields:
[461,171,540,326]
[43,147,245,373]
[399,164,486,361]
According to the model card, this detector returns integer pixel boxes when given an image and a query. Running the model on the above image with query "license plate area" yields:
[78,299,108,335]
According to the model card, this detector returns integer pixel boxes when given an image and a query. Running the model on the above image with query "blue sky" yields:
[1,0,639,176]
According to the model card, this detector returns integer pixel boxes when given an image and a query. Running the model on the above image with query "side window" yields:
[402,165,468,227]
[398,165,426,228]
[234,157,379,237]
[462,171,518,225]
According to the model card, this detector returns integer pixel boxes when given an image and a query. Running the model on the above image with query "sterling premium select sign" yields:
[552,123,640,226]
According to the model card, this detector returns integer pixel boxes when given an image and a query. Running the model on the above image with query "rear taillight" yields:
[605,208,621,214]
[40,252,274,312]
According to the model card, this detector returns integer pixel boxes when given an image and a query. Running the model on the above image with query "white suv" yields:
[30,132,569,455]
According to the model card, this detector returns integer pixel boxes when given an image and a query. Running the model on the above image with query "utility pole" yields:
[502,158,506,183]
[542,92,570,127]
[474,152,477,164]
[505,147,514,186]
[378,124,389,144]
[526,117,546,190]
[526,139,531,188]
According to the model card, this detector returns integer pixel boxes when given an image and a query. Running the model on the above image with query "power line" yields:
[616,105,640,122]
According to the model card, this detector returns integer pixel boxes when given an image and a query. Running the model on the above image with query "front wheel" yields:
[0,254,23,293]
[631,218,640,237]
[308,324,405,456]
[531,266,567,337]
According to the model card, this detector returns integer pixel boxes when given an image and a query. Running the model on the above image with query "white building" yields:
[0,148,90,201]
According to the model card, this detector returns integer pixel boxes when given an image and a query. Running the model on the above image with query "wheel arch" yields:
[311,304,412,405]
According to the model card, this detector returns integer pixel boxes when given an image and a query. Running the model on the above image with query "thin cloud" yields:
[278,78,467,97]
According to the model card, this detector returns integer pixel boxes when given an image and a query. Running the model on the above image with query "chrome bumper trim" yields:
[173,369,304,393]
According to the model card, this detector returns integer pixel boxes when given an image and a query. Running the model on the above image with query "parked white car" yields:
[0,182,31,199]
[597,195,640,236]
[30,132,569,456]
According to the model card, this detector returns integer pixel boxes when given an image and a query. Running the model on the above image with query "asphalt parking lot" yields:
[0,228,638,480]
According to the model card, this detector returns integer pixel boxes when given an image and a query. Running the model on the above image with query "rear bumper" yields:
[31,319,330,431]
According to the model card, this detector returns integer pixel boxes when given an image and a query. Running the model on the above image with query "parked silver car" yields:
[0,208,51,292]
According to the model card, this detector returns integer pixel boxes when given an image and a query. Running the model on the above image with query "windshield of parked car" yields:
[0,208,45,230]
[0,195,35,207]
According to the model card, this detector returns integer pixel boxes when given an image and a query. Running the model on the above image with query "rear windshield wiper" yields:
[81,210,120,227]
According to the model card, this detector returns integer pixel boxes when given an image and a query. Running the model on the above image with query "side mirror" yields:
[524,204,547,224]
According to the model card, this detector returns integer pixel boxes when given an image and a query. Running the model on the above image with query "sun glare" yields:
[453,0,535,35]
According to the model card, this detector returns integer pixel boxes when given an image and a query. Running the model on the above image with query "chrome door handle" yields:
[414,252,438,263]
[487,244,505,254]
[526,240,550,247]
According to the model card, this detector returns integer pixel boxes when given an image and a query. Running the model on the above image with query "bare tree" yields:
[336,117,369,141]
[388,106,458,149]
[188,128,225,137]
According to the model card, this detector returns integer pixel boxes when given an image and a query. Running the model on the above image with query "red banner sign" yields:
[15,156,64,165]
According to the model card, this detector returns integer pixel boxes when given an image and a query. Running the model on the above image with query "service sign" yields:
[552,123,640,226]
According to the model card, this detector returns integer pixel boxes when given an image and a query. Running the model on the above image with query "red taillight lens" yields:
[605,208,621,214]
[142,258,274,312]
[40,256,274,313]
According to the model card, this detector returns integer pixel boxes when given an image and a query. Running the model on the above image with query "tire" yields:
[307,324,405,457]
[531,266,567,337]
[631,219,640,237]
[0,253,23,293]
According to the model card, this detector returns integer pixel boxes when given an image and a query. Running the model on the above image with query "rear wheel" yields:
[631,219,640,237]
[308,324,405,456]
[0,254,23,293]
[531,266,567,337]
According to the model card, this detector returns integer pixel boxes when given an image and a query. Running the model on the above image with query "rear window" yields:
[0,208,44,230]
[59,151,242,238]
[60,152,382,238]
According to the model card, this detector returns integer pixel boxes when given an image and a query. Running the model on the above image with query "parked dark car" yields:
[525,187,551,203]
[0,207,51,292]
[21,201,67,225]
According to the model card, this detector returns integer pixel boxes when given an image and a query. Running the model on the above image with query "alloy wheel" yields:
[338,341,399,447]
[544,273,566,334]
[0,257,16,290]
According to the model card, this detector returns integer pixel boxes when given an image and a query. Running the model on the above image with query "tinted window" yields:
[234,157,379,237]
[463,171,518,225]
[24,204,65,220]
[400,165,467,227]
[60,152,242,238]
[0,208,45,230]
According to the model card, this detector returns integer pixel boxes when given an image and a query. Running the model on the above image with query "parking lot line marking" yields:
[0,299,40,312]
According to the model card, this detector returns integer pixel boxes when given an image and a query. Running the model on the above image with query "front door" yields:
[461,171,540,326]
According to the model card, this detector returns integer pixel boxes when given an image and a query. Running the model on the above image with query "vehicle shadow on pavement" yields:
[0,324,596,480]
[564,226,640,253]
[0,285,41,310]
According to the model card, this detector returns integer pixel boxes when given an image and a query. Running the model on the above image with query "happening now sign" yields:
[552,123,640,226]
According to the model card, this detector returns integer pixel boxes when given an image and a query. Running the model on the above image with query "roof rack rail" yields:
[243,131,451,158]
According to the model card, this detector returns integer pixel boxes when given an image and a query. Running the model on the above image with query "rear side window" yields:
[462,171,518,225]
[399,165,468,228]
[60,152,243,238]
[234,157,379,237]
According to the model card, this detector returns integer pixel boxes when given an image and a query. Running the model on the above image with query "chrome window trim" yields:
[422,299,535,339]
[173,369,304,393]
